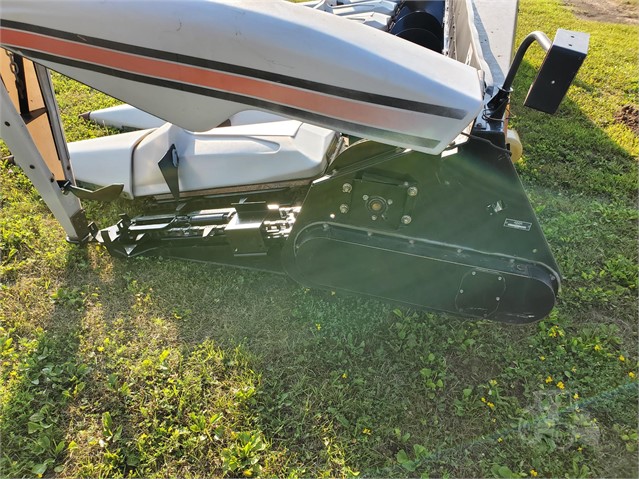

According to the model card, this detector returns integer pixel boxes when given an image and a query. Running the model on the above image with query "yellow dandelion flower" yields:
[487,402,495,409]
[481,397,487,403]
[315,323,321,331]
[545,376,553,384]
[362,428,372,435]
[497,437,503,443]
[530,469,538,477]
[556,381,565,390]
[577,447,583,452]
[539,356,545,361]
[573,392,579,400]
[242,469,253,477]
[629,371,636,379]
[342,372,348,379]
[594,344,602,351]
[619,355,625,362]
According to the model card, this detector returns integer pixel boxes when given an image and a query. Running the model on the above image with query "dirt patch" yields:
[563,0,639,24]
[614,104,639,134]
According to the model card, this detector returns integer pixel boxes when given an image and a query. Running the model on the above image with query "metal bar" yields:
[0,80,90,242]
[486,30,551,116]
[34,64,76,183]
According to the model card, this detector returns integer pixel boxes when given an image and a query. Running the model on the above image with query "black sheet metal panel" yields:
[524,29,589,114]
[281,139,560,323]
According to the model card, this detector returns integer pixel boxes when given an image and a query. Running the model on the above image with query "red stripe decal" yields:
[0,27,437,133]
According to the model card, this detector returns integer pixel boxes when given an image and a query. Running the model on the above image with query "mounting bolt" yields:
[362,194,369,201]
[407,186,418,197]
[339,204,349,214]
[401,215,412,225]
[371,215,378,221]
[342,183,352,193]
[387,199,394,205]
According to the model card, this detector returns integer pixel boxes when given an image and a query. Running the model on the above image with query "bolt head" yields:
[407,186,418,197]
[342,183,352,193]
[401,215,412,225]
[362,194,369,201]
[339,204,349,214]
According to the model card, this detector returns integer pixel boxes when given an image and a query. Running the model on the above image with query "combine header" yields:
[0,0,588,322]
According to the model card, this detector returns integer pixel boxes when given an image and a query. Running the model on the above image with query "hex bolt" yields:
[496,296,501,301]
[407,186,419,197]
[471,271,476,276]
[362,194,369,201]
[401,215,412,225]
[371,215,378,221]
[339,204,349,214]
[342,183,352,193]
[387,199,394,205]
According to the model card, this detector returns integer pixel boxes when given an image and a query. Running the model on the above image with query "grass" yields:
[1,0,638,477]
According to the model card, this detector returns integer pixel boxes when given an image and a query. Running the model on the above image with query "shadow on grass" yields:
[511,61,638,203]
[0,246,92,477]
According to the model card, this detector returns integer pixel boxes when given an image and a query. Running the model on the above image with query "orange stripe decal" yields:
[0,27,441,134]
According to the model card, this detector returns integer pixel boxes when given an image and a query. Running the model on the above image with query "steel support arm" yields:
[0,82,90,242]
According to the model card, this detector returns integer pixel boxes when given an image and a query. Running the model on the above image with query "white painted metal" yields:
[85,105,166,130]
[310,0,397,16]
[0,0,483,154]
[84,105,287,131]
[68,121,338,198]
[472,0,519,92]
[68,129,153,199]
[0,82,87,241]
[336,12,391,29]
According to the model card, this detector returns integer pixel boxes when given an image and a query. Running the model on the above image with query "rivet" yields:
[362,194,369,201]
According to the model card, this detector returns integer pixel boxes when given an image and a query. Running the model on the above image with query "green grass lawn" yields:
[1,0,637,477]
